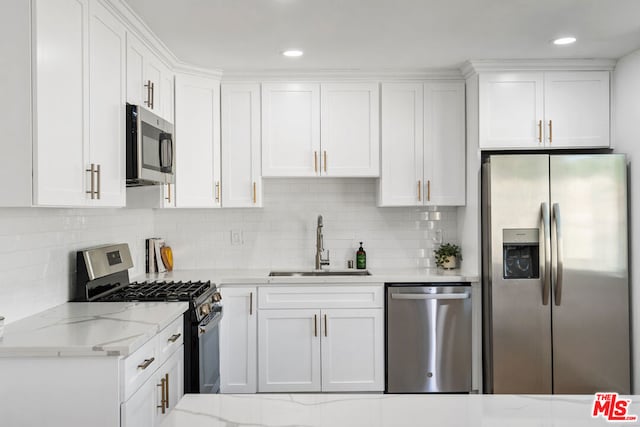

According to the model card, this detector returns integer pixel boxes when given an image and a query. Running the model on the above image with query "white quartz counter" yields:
[160,393,634,427]
[135,268,479,286]
[0,302,188,357]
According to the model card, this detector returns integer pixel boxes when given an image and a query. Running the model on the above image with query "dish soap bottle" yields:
[356,242,366,269]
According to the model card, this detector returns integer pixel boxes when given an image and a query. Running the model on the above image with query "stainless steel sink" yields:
[269,270,371,277]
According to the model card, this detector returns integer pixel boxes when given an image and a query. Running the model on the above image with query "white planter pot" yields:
[441,255,458,270]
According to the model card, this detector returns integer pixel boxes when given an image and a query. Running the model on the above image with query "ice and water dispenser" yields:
[502,229,540,279]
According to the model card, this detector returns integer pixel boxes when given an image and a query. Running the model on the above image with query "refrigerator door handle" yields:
[541,202,551,306]
[552,203,563,306]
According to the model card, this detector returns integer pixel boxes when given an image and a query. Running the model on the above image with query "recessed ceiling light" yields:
[553,37,577,45]
[282,49,304,57]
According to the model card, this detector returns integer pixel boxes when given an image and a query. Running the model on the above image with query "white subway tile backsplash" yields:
[0,208,153,324]
[154,178,459,271]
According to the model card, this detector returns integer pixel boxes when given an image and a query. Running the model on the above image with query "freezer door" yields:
[386,285,471,393]
[485,154,552,393]
[550,155,630,393]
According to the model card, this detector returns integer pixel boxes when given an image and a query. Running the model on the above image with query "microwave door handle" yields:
[159,133,173,173]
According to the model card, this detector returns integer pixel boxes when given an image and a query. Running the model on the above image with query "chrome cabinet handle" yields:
[553,203,563,306]
[96,164,101,200]
[86,164,95,199]
[137,357,155,370]
[541,202,551,306]
[249,292,253,316]
[144,80,152,108]
[167,333,181,343]
[391,293,470,300]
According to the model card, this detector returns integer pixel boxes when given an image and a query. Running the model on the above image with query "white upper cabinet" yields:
[379,81,466,207]
[479,71,609,149]
[261,83,320,177]
[479,73,544,149]
[424,81,466,206]
[261,82,380,177]
[174,74,221,208]
[221,84,262,207]
[379,83,424,207]
[320,83,380,177]
[543,71,610,148]
[88,0,126,207]
[32,0,125,207]
[32,0,89,207]
[126,34,173,122]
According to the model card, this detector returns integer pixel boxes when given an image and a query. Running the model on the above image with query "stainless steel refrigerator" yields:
[482,154,630,394]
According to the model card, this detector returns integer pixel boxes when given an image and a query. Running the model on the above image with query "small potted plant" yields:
[434,243,462,270]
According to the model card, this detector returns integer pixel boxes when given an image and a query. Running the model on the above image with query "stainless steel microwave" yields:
[126,104,174,186]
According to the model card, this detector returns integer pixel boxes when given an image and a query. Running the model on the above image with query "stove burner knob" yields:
[200,303,211,317]
[212,292,222,303]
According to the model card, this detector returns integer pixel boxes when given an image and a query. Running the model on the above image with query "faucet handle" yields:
[321,250,330,266]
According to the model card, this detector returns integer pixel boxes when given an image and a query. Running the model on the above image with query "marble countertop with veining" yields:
[135,268,479,286]
[160,393,640,427]
[0,302,188,357]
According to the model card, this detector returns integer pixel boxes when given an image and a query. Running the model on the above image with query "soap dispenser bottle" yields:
[356,242,366,269]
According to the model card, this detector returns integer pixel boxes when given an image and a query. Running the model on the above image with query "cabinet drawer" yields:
[123,334,159,401]
[156,315,184,366]
[258,286,383,309]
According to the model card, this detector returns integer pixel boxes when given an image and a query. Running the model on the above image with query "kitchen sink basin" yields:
[269,270,371,277]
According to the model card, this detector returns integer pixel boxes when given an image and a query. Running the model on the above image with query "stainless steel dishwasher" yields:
[386,283,472,393]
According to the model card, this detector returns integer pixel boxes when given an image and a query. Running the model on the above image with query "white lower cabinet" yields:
[255,285,384,393]
[220,286,258,393]
[122,347,184,427]
[320,308,384,392]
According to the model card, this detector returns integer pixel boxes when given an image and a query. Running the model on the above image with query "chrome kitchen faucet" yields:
[315,215,330,270]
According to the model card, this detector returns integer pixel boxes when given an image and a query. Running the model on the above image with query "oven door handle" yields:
[198,312,221,336]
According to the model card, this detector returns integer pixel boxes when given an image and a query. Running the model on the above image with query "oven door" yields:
[198,310,221,393]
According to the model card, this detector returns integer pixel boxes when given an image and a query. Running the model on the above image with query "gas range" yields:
[74,243,222,393]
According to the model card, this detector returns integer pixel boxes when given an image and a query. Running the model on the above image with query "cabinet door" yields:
[479,72,544,149]
[174,74,221,207]
[320,83,380,177]
[258,309,321,392]
[320,308,384,392]
[126,33,145,107]
[33,0,89,206]
[88,0,126,207]
[261,83,320,177]
[160,68,174,123]
[162,348,184,418]
[379,83,423,207]
[544,71,610,148]
[121,374,155,427]
[221,84,262,207]
[424,81,466,206]
[220,287,257,393]
[144,57,163,116]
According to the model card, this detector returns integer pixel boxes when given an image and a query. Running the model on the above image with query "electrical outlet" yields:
[230,230,243,245]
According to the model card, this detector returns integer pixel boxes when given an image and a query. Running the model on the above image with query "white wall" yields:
[0,208,153,323]
[154,178,459,270]
[613,48,640,392]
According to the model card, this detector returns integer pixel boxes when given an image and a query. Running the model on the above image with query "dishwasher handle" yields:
[391,292,470,300]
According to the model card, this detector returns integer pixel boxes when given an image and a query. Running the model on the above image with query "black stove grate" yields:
[98,280,213,302]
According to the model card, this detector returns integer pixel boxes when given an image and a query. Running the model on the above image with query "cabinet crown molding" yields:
[461,59,616,79]
[221,68,464,82]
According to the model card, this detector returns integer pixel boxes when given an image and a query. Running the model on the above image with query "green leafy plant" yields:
[434,243,462,268]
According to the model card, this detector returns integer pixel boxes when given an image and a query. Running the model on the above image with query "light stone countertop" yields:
[135,268,479,286]
[159,393,636,427]
[0,302,188,357]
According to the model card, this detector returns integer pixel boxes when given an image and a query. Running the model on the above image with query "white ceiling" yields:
[123,0,640,71]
